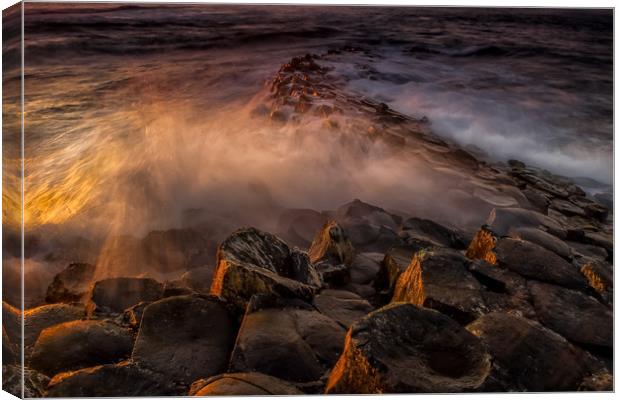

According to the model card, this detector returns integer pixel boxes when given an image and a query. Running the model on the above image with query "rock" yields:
[579,260,613,303]
[180,266,214,294]
[349,253,381,284]
[118,301,150,329]
[528,282,612,348]
[339,218,402,253]
[3,326,17,364]
[593,192,612,209]
[87,277,164,315]
[190,372,303,396]
[582,231,613,253]
[230,300,345,383]
[335,199,400,228]
[2,301,20,344]
[309,220,355,266]
[29,320,133,376]
[392,248,487,324]
[45,263,96,304]
[141,228,214,273]
[276,208,327,248]
[579,370,613,391]
[507,159,526,169]
[374,245,416,300]
[2,365,49,398]
[340,282,376,299]
[569,241,609,262]
[24,303,85,348]
[325,303,491,393]
[399,217,466,250]
[132,294,236,384]
[314,261,350,286]
[486,207,566,239]
[507,227,572,260]
[313,289,374,328]
[466,312,592,391]
[520,188,551,213]
[46,361,178,397]
[550,198,586,217]
[470,235,588,290]
[210,227,321,310]
[162,280,194,297]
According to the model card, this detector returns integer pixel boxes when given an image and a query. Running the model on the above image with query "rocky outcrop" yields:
[486,207,566,239]
[46,361,178,397]
[391,248,487,324]
[180,266,214,294]
[190,372,303,396]
[210,227,321,310]
[325,303,491,393]
[24,303,85,347]
[308,220,355,266]
[45,263,95,304]
[313,289,373,328]
[528,282,612,348]
[2,365,49,398]
[374,245,417,300]
[230,297,345,383]
[29,320,133,376]
[467,312,594,391]
[132,294,236,385]
[349,253,381,285]
[399,217,466,250]
[87,277,164,315]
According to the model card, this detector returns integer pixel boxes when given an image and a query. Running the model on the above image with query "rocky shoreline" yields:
[2,52,613,395]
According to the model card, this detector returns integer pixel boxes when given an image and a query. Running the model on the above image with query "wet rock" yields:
[374,245,417,300]
[87,277,164,315]
[46,361,178,397]
[2,301,21,344]
[2,365,49,398]
[507,227,571,260]
[142,228,214,273]
[276,208,327,248]
[528,282,612,348]
[309,220,355,266]
[230,300,345,383]
[45,262,96,304]
[481,237,587,290]
[313,289,373,328]
[180,266,214,294]
[349,253,381,284]
[467,312,592,391]
[325,303,491,393]
[24,303,85,348]
[190,372,303,396]
[579,260,612,303]
[487,207,566,239]
[132,294,236,384]
[399,217,466,250]
[210,227,321,310]
[30,320,133,376]
[392,248,487,324]
[579,370,613,391]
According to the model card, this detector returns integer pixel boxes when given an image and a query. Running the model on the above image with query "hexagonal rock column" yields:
[325,303,491,393]
[131,294,236,386]
[209,227,321,310]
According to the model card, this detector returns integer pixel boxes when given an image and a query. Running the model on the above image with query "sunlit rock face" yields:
[210,227,321,310]
[325,303,491,393]
[190,372,303,396]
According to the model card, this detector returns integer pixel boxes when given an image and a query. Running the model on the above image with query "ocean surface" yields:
[6,4,613,236]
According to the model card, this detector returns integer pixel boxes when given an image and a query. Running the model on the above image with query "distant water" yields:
[10,4,612,233]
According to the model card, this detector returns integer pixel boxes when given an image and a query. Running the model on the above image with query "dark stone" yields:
[349,253,381,284]
[230,300,345,383]
[374,245,416,300]
[487,207,566,239]
[190,372,303,396]
[2,365,49,398]
[276,208,327,248]
[400,217,466,250]
[132,294,236,385]
[3,326,17,364]
[180,266,214,294]
[162,280,194,297]
[308,220,355,266]
[467,312,593,391]
[45,263,96,304]
[24,303,85,348]
[313,289,374,328]
[29,320,133,376]
[528,282,612,348]
[46,361,179,397]
[507,227,571,260]
[87,277,164,315]
[494,238,587,290]
[325,303,491,393]
[520,188,550,213]
[210,227,321,310]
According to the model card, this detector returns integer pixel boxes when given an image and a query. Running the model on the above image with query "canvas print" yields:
[1,2,614,397]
